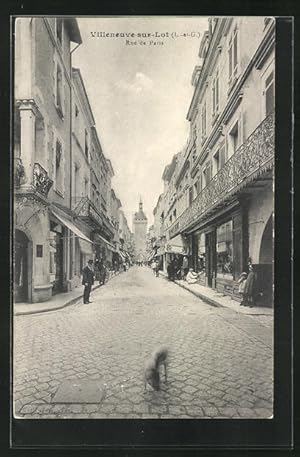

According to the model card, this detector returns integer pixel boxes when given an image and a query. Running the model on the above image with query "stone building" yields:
[14,17,123,303]
[14,17,82,302]
[166,17,274,305]
[132,199,148,262]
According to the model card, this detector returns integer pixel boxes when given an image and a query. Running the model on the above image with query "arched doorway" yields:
[258,215,273,307]
[14,229,29,302]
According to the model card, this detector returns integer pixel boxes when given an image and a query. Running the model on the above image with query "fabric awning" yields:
[94,233,116,252]
[78,238,93,255]
[148,249,157,261]
[51,209,93,243]
[119,251,126,261]
[165,234,188,254]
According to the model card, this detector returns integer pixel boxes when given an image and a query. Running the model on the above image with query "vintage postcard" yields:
[13,16,277,425]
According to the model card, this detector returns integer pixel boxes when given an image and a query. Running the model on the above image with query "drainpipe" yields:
[70,42,81,209]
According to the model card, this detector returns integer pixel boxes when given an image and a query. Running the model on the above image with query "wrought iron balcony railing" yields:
[72,196,115,235]
[169,112,274,238]
[33,162,53,197]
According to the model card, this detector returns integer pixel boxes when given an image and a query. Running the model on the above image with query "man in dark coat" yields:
[82,259,95,304]
[243,264,257,308]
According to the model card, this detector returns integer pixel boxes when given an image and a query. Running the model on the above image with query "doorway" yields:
[14,230,29,302]
[205,231,216,288]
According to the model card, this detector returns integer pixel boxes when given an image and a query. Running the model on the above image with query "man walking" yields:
[82,259,95,304]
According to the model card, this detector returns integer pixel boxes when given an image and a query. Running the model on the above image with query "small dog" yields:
[144,347,168,391]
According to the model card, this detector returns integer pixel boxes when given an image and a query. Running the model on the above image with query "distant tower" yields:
[133,197,148,262]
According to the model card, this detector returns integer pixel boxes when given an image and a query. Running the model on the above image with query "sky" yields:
[72,17,209,230]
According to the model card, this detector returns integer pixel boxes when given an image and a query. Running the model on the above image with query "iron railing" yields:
[33,162,53,197]
[169,112,274,238]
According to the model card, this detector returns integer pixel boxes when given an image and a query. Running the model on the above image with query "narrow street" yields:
[14,266,273,419]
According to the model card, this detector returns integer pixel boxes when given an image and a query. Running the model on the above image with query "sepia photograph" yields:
[13,16,275,421]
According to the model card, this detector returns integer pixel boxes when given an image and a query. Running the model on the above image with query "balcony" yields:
[169,112,274,238]
[14,159,53,198]
[72,196,115,238]
[33,163,53,197]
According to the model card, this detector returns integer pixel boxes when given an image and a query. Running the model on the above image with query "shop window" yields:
[216,220,233,279]
[197,233,206,271]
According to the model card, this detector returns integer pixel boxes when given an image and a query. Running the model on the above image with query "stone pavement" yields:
[13,266,273,419]
[14,271,121,316]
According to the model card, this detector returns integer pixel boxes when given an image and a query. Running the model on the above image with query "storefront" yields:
[50,207,94,293]
[187,203,248,299]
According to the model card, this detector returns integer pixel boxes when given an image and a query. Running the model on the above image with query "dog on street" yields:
[144,346,168,391]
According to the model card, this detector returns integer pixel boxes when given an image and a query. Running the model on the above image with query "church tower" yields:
[133,197,148,262]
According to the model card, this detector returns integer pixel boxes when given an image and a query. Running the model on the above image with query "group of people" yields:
[237,264,258,308]
[166,255,189,281]
[150,259,161,277]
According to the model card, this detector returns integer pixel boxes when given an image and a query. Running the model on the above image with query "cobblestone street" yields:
[13,266,273,419]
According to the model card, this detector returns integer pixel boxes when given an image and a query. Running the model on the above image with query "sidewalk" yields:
[159,272,273,317]
[14,272,121,316]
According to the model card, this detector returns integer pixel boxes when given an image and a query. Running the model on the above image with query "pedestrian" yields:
[182,255,189,280]
[82,259,95,304]
[151,259,156,275]
[155,259,160,277]
[243,264,257,308]
[238,272,248,306]
[186,268,199,285]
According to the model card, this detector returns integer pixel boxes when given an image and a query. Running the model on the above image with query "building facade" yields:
[158,17,274,305]
[14,17,126,303]
[14,17,82,302]
[133,199,148,262]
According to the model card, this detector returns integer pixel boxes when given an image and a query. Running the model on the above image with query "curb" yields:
[173,280,222,308]
[14,272,122,316]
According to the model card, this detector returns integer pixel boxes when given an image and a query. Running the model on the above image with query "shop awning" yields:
[78,238,93,255]
[119,250,126,261]
[94,233,116,252]
[165,234,188,254]
[148,249,157,261]
[51,209,93,244]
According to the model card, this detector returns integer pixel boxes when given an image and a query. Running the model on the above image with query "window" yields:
[201,101,207,140]
[203,161,212,188]
[213,150,220,176]
[197,233,206,271]
[265,70,274,116]
[85,129,89,159]
[212,71,219,117]
[216,220,233,278]
[54,62,64,117]
[56,18,63,47]
[75,104,79,117]
[189,186,193,205]
[54,138,64,194]
[228,26,238,84]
